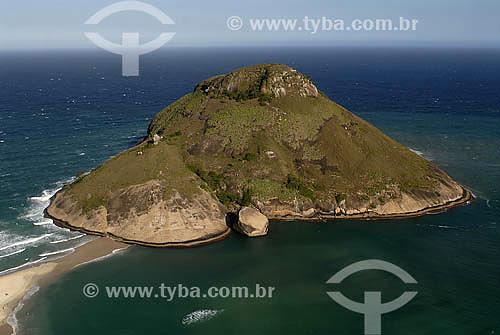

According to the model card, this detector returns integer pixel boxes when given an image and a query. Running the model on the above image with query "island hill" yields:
[45,64,473,247]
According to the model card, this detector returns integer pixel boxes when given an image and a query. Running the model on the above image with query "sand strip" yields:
[0,237,128,335]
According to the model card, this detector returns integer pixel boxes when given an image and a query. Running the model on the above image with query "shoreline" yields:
[45,187,474,248]
[268,187,475,221]
[0,237,128,335]
[0,187,474,335]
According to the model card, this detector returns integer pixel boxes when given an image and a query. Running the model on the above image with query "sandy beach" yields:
[0,237,128,335]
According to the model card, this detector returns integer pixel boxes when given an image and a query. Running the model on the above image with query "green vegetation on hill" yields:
[67,63,446,212]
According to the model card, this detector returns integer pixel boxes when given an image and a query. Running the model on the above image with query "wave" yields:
[409,148,424,156]
[428,224,457,230]
[33,219,53,226]
[463,187,498,209]
[50,234,85,244]
[482,197,499,209]
[0,178,77,251]
[0,257,47,276]
[39,248,75,257]
[0,234,53,251]
[8,285,40,335]
[409,147,434,161]
[73,246,128,269]
[181,309,224,325]
[29,189,57,203]
[20,189,60,225]
[19,177,74,226]
[0,248,26,259]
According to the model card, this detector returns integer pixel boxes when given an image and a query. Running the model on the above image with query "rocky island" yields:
[45,64,472,246]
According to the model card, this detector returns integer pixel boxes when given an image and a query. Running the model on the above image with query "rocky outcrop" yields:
[234,207,269,237]
[46,64,473,248]
[255,178,472,220]
[194,63,318,99]
[45,180,231,247]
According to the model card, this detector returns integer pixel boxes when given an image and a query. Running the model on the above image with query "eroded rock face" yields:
[195,64,319,99]
[255,178,470,220]
[234,207,269,237]
[46,180,230,247]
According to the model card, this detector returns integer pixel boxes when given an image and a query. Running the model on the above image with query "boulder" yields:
[234,207,269,237]
[153,134,161,145]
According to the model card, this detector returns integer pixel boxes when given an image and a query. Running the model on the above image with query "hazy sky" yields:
[0,0,499,49]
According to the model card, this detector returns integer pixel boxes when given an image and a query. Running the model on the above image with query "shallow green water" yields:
[18,202,499,334]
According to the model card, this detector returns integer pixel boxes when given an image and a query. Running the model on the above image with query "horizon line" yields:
[1,44,499,52]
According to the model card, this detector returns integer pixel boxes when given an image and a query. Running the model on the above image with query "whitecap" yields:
[33,219,53,226]
[0,248,26,259]
[409,148,424,156]
[39,248,74,257]
[29,190,55,202]
[428,224,456,229]
[73,246,127,269]
[181,309,224,325]
[50,234,85,244]
[19,178,74,229]
[8,285,40,335]
[0,257,47,276]
[22,189,61,223]
[0,234,53,251]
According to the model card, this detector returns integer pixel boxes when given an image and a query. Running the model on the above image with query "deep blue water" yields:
[0,47,499,334]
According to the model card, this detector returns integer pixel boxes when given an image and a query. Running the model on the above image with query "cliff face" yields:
[46,181,230,246]
[46,64,472,246]
[45,143,231,246]
[256,174,469,220]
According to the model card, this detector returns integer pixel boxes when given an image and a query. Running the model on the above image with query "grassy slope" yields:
[66,141,201,213]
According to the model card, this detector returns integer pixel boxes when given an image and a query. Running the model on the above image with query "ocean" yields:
[0,47,499,334]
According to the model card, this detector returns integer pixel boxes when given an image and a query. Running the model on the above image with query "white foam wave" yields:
[39,248,75,257]
[0,257,47,276]
[0,234,53,251]
[20,188,60,225]
[429,224,456,229]
[181,309,224,325]
[20,177,75,226]
[8,285,40,335]
[50,234,85,244]
[409,147,434,161]
[73,246,128,269]
[33,219,53,226]
[0,248,26,259]
[29,189,56,202]
[409,148,424,156]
